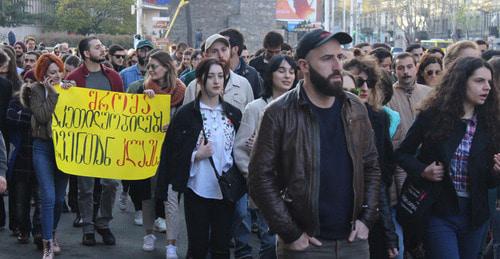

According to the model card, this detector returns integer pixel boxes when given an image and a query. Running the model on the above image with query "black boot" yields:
[82,233,96,246]
[96,228,115,245]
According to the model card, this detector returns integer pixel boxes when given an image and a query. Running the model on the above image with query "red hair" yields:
[34,53,64,82]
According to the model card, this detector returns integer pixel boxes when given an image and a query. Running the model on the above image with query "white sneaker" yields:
[134,211,143,226]
[119,192,128,211]
[142,234,156,251]
[165,245,178,259]
[154,217,166,233]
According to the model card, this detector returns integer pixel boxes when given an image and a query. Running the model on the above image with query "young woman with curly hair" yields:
[396,56,500,259]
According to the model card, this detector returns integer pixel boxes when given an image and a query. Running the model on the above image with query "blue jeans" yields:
[424,197,488,259]
[233,194,276,258]
[32,139,68,240]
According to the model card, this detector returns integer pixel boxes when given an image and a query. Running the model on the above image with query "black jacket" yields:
[366,105,398,249]
[235,57,263,99]
[155,98,242,201]
[0,77,13,134]
[395,109,499,227]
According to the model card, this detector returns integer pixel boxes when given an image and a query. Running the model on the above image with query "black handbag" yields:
[396,178,436,259]
[202,128,247,205]
[396,179,434,225]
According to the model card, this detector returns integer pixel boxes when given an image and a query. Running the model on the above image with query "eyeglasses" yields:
[355,78,372,88]
[147,64,160,70]
[426,70,441,76]
[113,55,126,59]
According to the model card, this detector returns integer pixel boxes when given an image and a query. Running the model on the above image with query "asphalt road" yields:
[0,190,262,259]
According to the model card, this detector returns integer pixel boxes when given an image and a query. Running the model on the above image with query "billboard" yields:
[276,0,318,22]
[144,0,170,5]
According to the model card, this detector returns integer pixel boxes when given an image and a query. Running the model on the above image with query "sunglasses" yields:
[426,70,441,76]
[355,78,373,89]
[147,64,161,70]
[113,55,126,59]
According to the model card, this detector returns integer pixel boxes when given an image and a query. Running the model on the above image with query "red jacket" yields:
[66,63,124,92]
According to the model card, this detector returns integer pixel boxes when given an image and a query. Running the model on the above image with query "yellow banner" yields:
[51,86,170,180]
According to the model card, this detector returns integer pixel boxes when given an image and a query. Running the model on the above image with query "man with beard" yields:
[248,29,381,258]
[120,39,154,91]
[219,28,263,98]
[182,33,254,112]
[107,44,127,72]
[25,36,37,52]
[386,52,432,257]
[13,41,26,69]
[20,51,40,78]
[66,36,124,247]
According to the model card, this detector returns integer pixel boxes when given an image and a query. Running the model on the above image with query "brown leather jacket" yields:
[248,84,381,243]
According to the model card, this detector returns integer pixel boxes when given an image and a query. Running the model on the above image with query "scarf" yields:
[145,78,186,107]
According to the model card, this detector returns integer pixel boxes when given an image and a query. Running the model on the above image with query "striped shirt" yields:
[450,115,477,197]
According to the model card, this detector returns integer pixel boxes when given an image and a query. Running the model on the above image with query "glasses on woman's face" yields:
[113,55,126,59]
[355,78,372,89]
[147,63,160,70]
[426,70,441,76]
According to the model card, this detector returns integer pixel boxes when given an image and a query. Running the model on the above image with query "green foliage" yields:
[54,0,135,35]
[0,0,33,26]
[36,32,134,49]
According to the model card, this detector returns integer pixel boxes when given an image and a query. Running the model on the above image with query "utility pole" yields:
[332,0,335,32]
[325,0,331,31]
[350,0,355,42]
[136,0,143,36]
[343,0,347,31]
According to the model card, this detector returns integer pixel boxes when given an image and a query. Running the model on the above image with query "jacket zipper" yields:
[342,104,358,230]
[306,107,321,236]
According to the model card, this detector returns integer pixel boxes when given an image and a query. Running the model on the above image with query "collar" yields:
[295,80,349,107]
[226,70,241,89]
[462,113,478,125]
[81,63,108,77]
[199,101,223,111]
[395,81,416,95]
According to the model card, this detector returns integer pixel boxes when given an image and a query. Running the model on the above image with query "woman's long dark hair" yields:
[0,45,22,93]
[421,56,500,151]
[195,58,229,98]
[261,55,298,99]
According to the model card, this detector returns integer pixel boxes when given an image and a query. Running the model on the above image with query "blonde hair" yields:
[444,40,479,68]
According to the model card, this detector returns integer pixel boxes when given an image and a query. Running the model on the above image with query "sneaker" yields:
[119,192,128,211]
[73,215,83,228]
[17,232,30,244]
[166,244,178,259]
[134,211,143,226]
[142,234,156,251]
[42,240,54,259]
[154,218,166,233]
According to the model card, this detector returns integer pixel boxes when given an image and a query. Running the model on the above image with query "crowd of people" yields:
[0,28,499,259]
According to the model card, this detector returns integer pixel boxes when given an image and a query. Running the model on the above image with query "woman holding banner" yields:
[20,54,73,259]
[156,58,242,259]
[132,50,186,258]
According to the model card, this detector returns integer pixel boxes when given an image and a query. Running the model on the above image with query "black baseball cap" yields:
[296,29,352,59]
